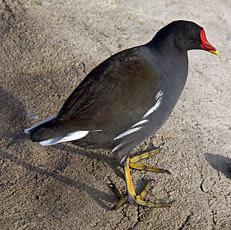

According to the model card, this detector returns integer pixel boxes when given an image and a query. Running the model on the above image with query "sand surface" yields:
[0,0,231,229]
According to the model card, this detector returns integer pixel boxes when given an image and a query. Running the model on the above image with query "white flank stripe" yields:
[155,90,163,100]
[114,127,141,140]
[132,119,148,128]
[111,143,124,153]
[39,131,89,146]
[24,116,55,134]
[143,99,161,118]
[143,90,163,118]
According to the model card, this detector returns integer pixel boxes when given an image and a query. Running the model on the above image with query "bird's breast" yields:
[145,63,188,134]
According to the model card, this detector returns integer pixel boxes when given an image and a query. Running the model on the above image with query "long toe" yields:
[159,168,172,175]
[129,163,171,174]
[111,196,128,211]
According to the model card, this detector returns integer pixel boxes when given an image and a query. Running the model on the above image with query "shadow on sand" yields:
[204,153,231,179]
[0,87,27,138]
[0,149,119,210]
[54,143,124,178]
[0,88,123,210]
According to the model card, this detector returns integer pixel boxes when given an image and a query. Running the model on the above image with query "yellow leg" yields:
[124,157,136,198]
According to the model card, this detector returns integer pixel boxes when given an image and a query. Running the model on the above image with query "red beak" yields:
[200,29,219,55]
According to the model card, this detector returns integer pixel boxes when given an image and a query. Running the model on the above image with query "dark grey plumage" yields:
[26,20,215,161]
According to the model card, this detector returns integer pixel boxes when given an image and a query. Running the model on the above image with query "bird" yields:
[24,20,218,209]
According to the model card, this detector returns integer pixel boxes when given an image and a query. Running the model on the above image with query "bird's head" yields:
[152,20,219,55]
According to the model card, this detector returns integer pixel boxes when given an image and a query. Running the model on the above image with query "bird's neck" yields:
[147,39,188,77]
[148,35,186,56]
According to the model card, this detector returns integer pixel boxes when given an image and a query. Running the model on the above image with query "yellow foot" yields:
[109,144,173,210]
[108,178,172,210]
[129,144,171,176]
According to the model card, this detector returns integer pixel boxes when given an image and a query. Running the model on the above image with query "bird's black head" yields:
[151,20,218,55]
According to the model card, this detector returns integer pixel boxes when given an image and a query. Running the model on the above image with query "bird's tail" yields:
[24,116,91,146]
[24,116,59,143]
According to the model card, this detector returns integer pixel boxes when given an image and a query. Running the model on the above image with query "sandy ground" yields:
[0,0,231,229]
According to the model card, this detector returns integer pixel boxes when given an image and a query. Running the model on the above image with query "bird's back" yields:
[28,43,189,157]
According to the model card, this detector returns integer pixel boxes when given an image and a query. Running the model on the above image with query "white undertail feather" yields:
[39,131,90,146]
[24,116,56,134]
[24,116,102,146]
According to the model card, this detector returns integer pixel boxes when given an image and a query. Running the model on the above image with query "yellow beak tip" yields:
[209,50,219,55]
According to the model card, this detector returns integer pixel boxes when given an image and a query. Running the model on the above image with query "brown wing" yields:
[57,47,160,136]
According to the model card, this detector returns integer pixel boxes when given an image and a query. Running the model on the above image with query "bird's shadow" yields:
[204,153,231,179]
[4,137,123,210]
[0,87,27,139]
[0,149,118,210]
[53,143,124,179]
[0,88,122,210]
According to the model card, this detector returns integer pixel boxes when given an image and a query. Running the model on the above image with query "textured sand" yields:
[0,0,231,229]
